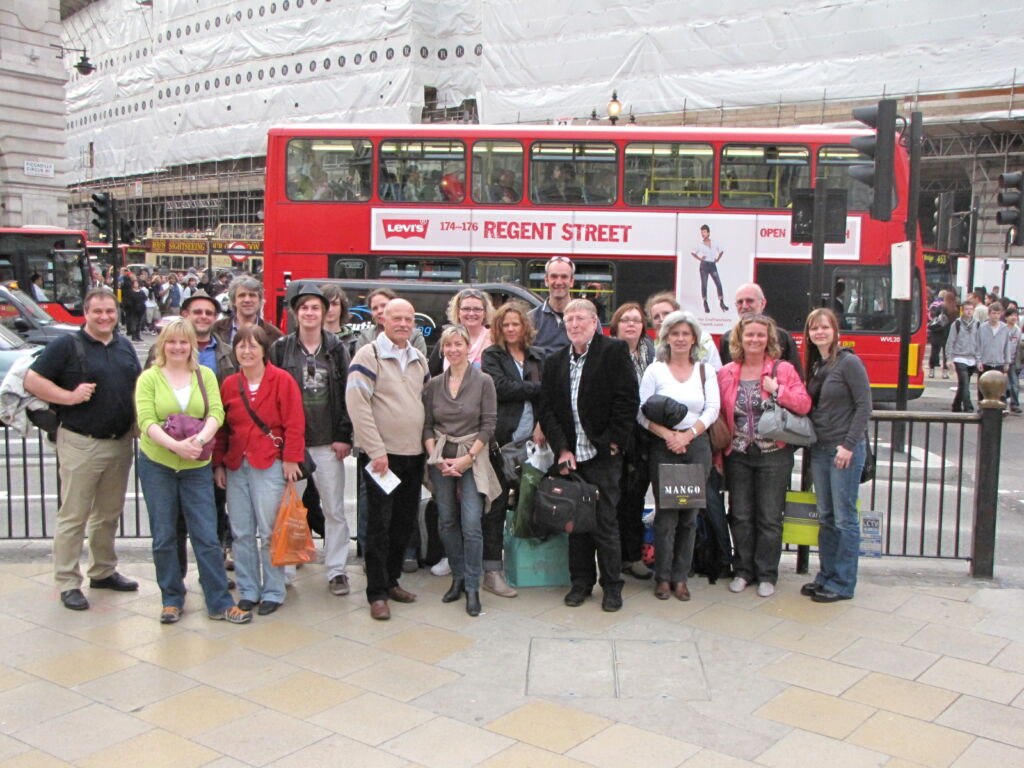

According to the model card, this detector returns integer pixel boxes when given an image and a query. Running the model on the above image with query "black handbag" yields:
[860,434,875,484]
[237,377,317,480]
[533,470,599,535]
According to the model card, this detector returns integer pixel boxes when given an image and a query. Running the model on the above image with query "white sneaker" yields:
[757,582,775,598]
[430,558,451,576]
[728,577,748,593]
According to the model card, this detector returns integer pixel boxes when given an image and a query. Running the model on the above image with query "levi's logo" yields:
[382,219,429,238]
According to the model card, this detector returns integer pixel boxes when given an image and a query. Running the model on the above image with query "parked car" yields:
[281,279,543,351]
[0,324,40,381]
[0,284,81,345]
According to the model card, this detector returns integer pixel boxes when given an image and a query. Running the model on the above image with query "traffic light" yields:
[950,212,971,253]
[90,192,114,240]
[119,218,137,244]
[850,98,898,222]
[996,172,1023,247]
[931,191,954,250]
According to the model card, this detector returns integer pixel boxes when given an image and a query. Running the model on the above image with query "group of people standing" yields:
[929,287,1022,414]
[23,255,873,626]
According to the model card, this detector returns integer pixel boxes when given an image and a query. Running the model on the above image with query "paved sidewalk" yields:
[0,543,1021,768]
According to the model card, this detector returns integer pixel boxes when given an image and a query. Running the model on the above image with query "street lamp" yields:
[50,44,95,76]
[607,91,621,125]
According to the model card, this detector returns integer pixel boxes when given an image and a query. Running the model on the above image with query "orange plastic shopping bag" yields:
[270,481,317,567]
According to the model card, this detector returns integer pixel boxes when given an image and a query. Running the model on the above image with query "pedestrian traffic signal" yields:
[90,192,114,240]
[931,192,954,250]
[850,99,898,222]
[996,172,1023,247]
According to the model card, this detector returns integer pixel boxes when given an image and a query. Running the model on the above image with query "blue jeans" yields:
[137,453,234,614]
[429,466,484,591]
[226,459,288,604]
[1008,367,1020,407]
[810,441,866,598]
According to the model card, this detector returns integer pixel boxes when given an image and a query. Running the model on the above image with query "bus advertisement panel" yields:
[263,124,924,400]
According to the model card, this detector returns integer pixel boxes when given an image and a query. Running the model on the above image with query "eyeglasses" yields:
[620,316,644,324]
[190,309,217,316]
[460,306,485,314]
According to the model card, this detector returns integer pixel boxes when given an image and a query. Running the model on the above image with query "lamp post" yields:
[50,44,95,75]
[607,91,621,126]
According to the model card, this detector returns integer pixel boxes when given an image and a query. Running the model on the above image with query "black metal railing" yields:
[0,375,1008,576]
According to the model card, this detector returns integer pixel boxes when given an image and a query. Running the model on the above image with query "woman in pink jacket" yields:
[717,314,811,598]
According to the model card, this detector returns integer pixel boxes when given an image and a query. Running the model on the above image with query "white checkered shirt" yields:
[569,342,597,463]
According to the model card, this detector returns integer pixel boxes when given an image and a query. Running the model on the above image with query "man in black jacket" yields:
[719,283,804,377]
[539,299,639,612]
[270,285,354,597]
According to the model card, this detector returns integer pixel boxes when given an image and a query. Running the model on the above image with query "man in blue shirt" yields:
[529,256,576,357]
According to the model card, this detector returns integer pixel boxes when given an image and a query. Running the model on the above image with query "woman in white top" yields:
[638,310,720,601]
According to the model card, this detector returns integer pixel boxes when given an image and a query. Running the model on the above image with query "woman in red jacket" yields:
[214,326,305,616]
[716,314,811,598]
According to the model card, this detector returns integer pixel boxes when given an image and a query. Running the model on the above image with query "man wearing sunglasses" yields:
[718,283,803,377]
[270,285,354,598]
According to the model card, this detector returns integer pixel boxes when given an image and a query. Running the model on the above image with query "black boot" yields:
[442,578,465,603]
[465,590,481,616]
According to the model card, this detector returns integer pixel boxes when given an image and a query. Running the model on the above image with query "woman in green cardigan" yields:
[135,318,251,625]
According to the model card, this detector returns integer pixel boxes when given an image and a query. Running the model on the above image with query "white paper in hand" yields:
[364,464,401,495]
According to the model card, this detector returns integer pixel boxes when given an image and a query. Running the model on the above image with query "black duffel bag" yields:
[532,470,599,536]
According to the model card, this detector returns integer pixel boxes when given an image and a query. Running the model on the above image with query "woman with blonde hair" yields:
[716,314,811,598]
[135,318,251,624]
[802,308,871,603]
[428,288,495,374]
[423,324,499,616]
[639,310,719,600]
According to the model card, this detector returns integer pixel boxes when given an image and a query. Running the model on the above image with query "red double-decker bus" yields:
[0,227,90,324]
[263,124,924,400]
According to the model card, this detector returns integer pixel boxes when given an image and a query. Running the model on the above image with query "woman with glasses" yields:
[428,289,496,375]
[424,325,500,616]
[610,302,656,580]
[135,318,250,625]
[214,326,305,616]
[717,314,811,598]
[481,302,545,598]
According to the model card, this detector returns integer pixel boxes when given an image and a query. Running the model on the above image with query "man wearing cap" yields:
[270,285,354,596]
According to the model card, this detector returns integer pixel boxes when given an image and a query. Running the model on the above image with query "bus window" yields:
[286,138,372,201]
[719,144,810,209]
[818,146,880,212]
[469,259,520,284]
[472,141,523,204]
[378,258,463,281]
[527,259,615,323]
[378,139,466,203]
[331,258,367,279]
[831,267,922,334]
[529,141,617,205]
[623,142,713,207]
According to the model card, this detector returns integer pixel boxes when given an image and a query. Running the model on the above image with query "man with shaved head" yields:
[718,283,803,376]
[346,298,430,620]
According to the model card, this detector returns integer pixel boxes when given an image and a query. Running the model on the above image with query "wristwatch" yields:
[689,426,699,437]
[194,436,206,446]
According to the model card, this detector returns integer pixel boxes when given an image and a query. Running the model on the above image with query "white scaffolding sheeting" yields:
[63,0,1024,183]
